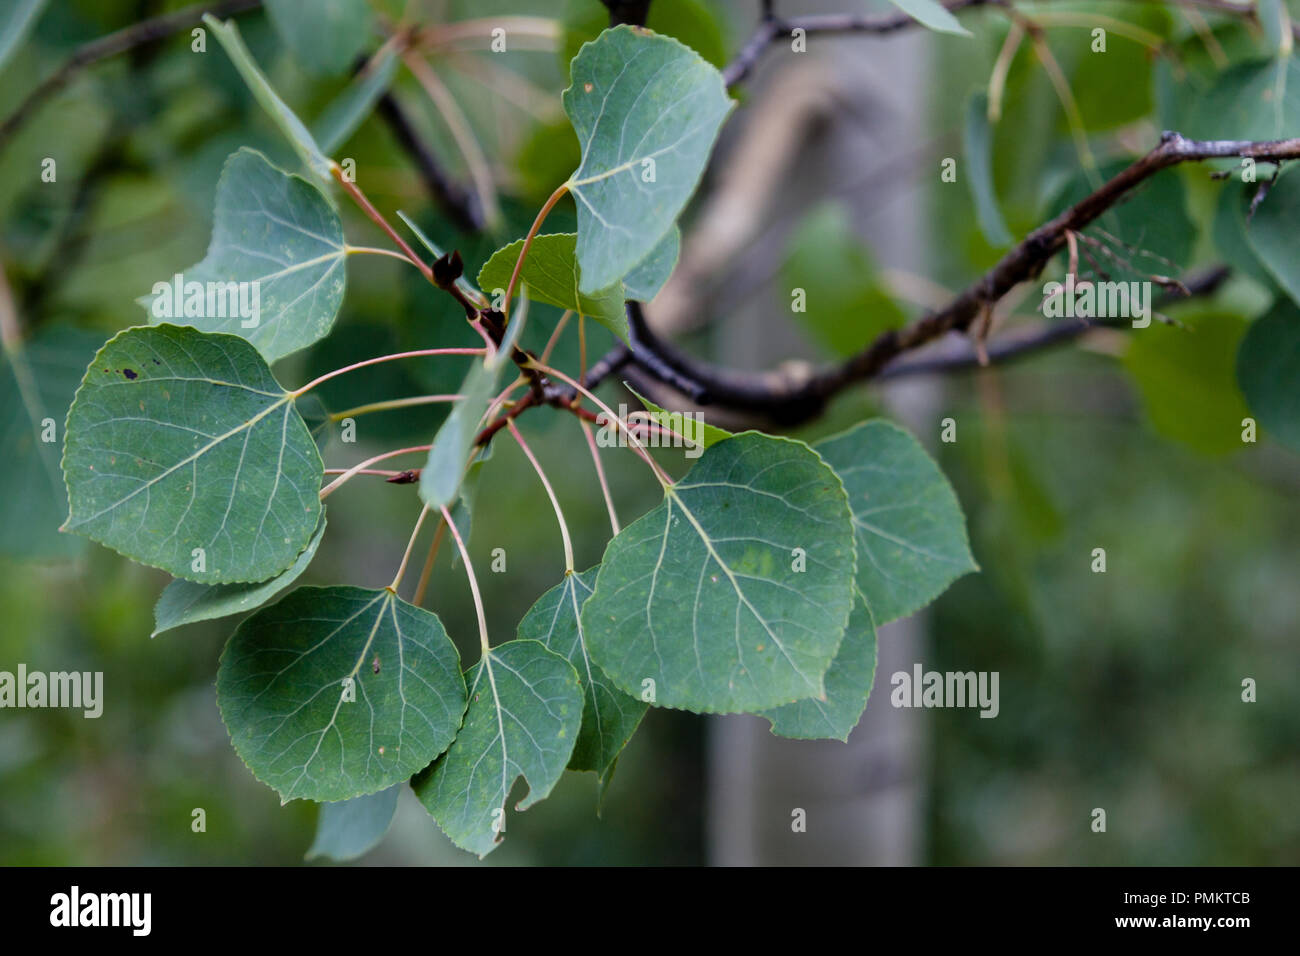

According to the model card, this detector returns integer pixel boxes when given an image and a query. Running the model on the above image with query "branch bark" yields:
[611,134,1297,425]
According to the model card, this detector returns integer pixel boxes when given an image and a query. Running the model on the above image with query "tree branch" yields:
[601,1,654,27]
[613,134,1299,425]
[875,264,1231,379]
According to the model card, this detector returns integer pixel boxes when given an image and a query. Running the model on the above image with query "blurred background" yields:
[1,0,1297,865]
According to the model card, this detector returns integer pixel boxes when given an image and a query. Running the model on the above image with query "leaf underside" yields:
[518,567,647,780]
[413,639,582,858]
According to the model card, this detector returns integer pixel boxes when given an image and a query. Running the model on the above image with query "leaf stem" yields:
[328,393,463,421]
[507,419,574,573]
[441,505,491,653]
[412,517,447,608]
[540,310,572,364]
[345,244,418,263]
[389,503,432,593]
[323,467,404,477]
[292,347,485,397]
[332,163,435,281]
[529,360,673,487]
[320,444,432,499]
[580,417,620,536]
[503,182,569,319]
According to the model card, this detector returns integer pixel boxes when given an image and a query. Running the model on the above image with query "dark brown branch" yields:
[0,0,261,153]
[601,1,654,27]
[615,134,1300,425]
[876,265,1231,379]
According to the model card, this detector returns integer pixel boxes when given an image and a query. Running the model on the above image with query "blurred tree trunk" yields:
[702,7,934,865]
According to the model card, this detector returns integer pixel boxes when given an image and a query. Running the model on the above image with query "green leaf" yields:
[305,784,400,862]
[886,0,972,36]
[780,203,907,357]
[0,325,102,560]
[583,432,857,713]
[264,0,374,76]
[1237,299,1300,454]
[61,324,323,583]
[1244,168,1300,308]
[815,420,977,625]
[623,226,679,302]
[625,383,732,452]
[1124,310,1251,456]
[964,91,1012,247]
[218,585,467,803]
[143,148,346,364]
[477,234,628,342]
[203,14,332,181]
[762,595,877,741]
[413,639,582,858]
[419,360,501,513]
[1161,57,1300,142]
[313,49,399,154]
[152,514,326,637]
[563,25,733,293]
[517,567,647,781]
[0,0,46,72]
[1213,179,1279,289]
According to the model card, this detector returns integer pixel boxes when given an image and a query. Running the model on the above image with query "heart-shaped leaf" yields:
[62,324,323,583]
[1244,168,1300,308]
[305,784,400,862]
[218,585,467,803]
[152,514,326,636]
[583,432,857,713]
[563,25,733,293]
[144,148,346,364]
[413,639,582,857]
[813,420,977,624]
[518,567,647,782]
[761,595,878,741]
[1237,299,1300,454]
[623,226,679,302]
[478,233,628,342]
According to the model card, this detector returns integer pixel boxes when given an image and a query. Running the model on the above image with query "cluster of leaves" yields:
[6,0,1296,863]
[5,11,975,859]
